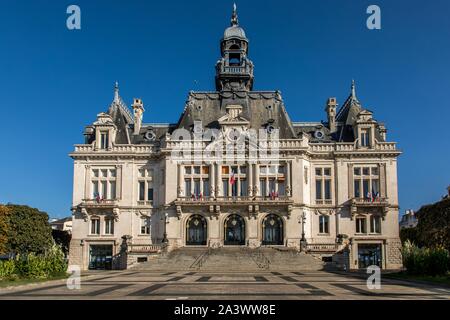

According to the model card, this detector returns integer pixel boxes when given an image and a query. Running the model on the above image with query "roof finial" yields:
[231,3,239,26]
[114,81,119,102]
[351,79,357,100]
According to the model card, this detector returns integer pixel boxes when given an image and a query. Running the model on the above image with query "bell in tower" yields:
[215,4,254,92]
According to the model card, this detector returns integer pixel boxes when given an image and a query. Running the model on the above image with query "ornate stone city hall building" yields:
[69,7,402,271]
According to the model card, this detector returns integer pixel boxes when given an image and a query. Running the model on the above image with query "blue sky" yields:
[0,0,449,218]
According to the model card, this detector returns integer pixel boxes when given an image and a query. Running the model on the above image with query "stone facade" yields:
[69,6,402,271]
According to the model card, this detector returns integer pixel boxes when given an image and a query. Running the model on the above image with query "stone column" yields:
[348,163,354,198]
[116,165,122,200]
[380,163,386,198]
[84,165,91,200]
[254,164,260,196]
[210,163,215,198]
[286,161,291,196]
[216,163,222,197]
[177,165,183,197]
[248,163,253,196]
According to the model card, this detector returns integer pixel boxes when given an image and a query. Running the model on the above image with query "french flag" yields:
[230,171,236,185]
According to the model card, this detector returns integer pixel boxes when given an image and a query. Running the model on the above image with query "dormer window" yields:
[100,132,109,149]
[360,129,370,147]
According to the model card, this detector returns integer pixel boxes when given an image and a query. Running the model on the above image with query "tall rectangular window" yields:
[319,215,329,234]
[222,179,229,197]
[232,182,238,197]
[141,217,150,235]
[184,165,211,197]
[104,218,114,235]
[370,215,381,234]
[316,180,323,200]
[269,179,276,194]
[139,181,145,201]
[92,181,99,198]
[260,179,267,197]
[100,132,109,149]
[110,181,116,200]
[353,166,381,199]
[90,218,100,235]
[185,179,191,197]
[220,165,247,198]
[194,180,201,196]
[101,181,107,199]
[278,179,285,196]
[360,129,370,147]
[137,167,154,204]
[203,180,210,197]
[324,180,331,199]
[315,168,332,203]
[147,188,154,202]
[240,179,247,196]
[356,217,367,234]
[91,168,116,200]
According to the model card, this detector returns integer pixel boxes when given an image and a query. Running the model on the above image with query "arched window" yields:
[186,215,207,245]
[229,53,241,66]
[224,215,245,245]
[262,214,283,245]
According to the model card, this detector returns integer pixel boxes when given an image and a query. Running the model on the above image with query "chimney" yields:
[378,123,387,141]
[325,97,337,133]
[132,98,145,135]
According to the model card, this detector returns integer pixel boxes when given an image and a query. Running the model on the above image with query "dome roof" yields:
[224,25,247,40]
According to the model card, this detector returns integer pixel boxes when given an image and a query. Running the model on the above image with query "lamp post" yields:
[299,211,307,252]
[162,212,169,244]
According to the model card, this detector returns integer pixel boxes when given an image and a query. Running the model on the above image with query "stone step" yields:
[130,247,329,271]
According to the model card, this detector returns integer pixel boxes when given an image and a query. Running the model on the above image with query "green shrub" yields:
[0,260,16,279]
[402,240,450,276]
[426,246,450,276]
[1,244,68,280]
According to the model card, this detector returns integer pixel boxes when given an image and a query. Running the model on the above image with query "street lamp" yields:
[299,211,307,252]
[162,212,169,244]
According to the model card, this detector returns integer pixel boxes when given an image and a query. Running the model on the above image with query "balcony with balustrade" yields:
[350,197,390,219]
[80,198,119,209]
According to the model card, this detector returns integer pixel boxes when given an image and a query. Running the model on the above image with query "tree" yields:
[5,204,53,255]
[415,198,450,250]
[0,205,11,254]
[51,229,72,257]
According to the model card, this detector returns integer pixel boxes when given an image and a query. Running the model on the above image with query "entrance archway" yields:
[186,215,207,246]
[224,214,245,245]
[262,214,284,245]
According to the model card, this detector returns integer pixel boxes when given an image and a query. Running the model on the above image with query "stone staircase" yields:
[258,247,326,271]
[130,247,206,271]
[131,247,329,272]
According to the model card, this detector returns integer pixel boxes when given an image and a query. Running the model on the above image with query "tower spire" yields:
[114,81,119,103]
[231,3,239,26]
[351,79,357,100]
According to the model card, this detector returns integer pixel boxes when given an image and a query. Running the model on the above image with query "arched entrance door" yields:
[262,214,284,245]
[224,215,245,245]
[186,215,207,246]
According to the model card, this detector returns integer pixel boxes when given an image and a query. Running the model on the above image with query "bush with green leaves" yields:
[0,244,67,280]
[0,259,16,279]
[402,240,450,276]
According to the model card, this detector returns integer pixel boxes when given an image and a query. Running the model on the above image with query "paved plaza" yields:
[0,270,449,300]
